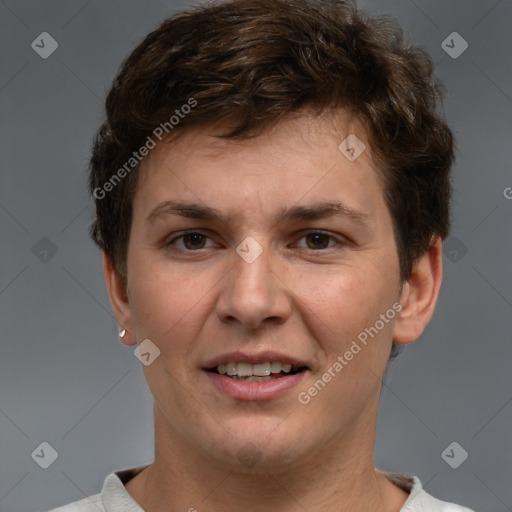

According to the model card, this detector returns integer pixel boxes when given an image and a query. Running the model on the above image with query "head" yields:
[91,0,454,471]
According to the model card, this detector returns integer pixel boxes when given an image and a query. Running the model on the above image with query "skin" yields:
[103,111,443,512]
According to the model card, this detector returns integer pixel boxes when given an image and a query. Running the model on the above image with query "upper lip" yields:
[203,350,309,370]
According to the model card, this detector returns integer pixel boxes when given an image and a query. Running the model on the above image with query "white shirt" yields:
[47,465,475,512]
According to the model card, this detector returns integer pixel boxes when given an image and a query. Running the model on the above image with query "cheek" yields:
[127,255,222,360]
[293,265,389,341]
[295,269,397,416]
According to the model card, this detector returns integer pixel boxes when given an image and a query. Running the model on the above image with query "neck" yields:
[128,403,408,512]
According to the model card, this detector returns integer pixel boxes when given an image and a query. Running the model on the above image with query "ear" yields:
[392,237,443,345]
[102,251,136,346]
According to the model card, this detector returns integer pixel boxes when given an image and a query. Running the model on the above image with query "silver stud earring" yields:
[119,328,126,339]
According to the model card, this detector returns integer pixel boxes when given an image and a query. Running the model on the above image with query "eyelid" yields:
[165,229,218,249]
[291,229,346,250]
[165,229,347,251]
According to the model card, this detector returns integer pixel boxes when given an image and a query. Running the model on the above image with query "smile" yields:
[208,361,306,380]
[204,363,308,401]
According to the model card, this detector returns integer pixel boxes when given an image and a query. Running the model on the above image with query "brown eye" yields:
[304,232,332,250]
[167,232,212,251]
[182,233,207,250]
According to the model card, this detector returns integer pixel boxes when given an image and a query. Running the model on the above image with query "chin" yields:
[202,419,311,473]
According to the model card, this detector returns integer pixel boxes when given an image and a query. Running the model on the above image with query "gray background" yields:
[0,1,511,511]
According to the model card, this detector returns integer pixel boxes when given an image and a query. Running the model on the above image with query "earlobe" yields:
[102,252,136,345]
[392,238,443,345]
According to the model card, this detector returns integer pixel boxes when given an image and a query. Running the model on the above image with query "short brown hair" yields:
[89,0,454,293]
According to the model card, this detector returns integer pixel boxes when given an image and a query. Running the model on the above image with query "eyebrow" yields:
[146,200,370,226]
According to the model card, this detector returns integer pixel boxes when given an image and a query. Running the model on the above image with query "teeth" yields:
[226,362,237,376]
[216,361,297,377]
[231,375,274,382]
[270,361,281,373]
[237,362,252,377]
[253,363,271,376]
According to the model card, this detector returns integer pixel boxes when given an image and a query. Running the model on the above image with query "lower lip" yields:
[204,371,307,401]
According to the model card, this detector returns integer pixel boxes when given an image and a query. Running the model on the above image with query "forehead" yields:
[149,111,370,161]
[133,112,388,227]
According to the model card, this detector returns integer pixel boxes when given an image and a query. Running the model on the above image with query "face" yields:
[110,112,413,472]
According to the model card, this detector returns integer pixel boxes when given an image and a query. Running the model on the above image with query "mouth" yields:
[202,354,310,401]
[205,361,309,381]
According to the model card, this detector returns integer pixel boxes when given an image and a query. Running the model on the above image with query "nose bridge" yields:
[216,237,291,328]
[235,238,273,293]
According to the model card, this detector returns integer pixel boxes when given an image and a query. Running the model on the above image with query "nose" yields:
[215,241,292,330]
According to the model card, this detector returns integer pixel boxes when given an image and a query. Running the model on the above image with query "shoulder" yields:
[46,465,148,512]
[383,472,476,512]
[46,493,105,512]
[404,486,476,512]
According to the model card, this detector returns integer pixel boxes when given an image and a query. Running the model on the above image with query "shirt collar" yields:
[103,466,423,511]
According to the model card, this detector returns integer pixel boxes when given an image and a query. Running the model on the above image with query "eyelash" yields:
[165,230,346,252]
